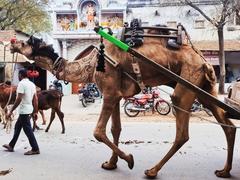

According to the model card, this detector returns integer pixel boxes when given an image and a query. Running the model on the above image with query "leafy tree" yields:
[0,0,51,34]
[181,0,240,94]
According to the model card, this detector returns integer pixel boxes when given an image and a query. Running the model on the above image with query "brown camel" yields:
[0,83,64,133]
[10,35,236,178]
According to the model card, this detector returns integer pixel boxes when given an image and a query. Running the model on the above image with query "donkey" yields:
[0,83,64,133]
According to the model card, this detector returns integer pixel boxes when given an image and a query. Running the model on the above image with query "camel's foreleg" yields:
[94,98,134,169]
[45,109,55,133]
[145,86,195,178]
[102,101,121,170]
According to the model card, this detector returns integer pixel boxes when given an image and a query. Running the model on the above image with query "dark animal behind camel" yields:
[0,83,64,133]
[10,31,236,179]
[37,89,65,133]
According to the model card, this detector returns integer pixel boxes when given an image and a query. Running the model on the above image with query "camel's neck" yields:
[32,48,99,83]
[32,56,55,74]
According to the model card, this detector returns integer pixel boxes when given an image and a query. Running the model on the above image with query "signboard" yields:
[202,51,219,65]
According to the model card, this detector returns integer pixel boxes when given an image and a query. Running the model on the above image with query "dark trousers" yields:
[9,114,39,151]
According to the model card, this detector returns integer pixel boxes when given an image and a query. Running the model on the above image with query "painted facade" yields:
[46,0,240,94]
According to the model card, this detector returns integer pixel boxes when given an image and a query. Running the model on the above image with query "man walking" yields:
[3,68,40,155]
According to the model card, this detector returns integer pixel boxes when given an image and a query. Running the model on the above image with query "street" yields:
[1,95,240,180]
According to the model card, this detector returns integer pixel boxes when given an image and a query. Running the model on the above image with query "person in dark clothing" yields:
[2,68,40,155]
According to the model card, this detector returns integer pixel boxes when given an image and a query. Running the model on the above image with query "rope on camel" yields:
[158,87,240,129]
[3,50,16,133]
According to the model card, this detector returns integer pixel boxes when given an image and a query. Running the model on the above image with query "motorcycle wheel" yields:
[81,98,87,107]
[94,88,101,98]
[124,102,140,117]
[155,100,171,115]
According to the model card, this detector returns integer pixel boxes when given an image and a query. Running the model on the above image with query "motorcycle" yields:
[123,88,171,117]
[78,83,101,107]
[49,80,63,95]
[172,99,212,116]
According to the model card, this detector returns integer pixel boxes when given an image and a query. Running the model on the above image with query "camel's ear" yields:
[27,35,34,45]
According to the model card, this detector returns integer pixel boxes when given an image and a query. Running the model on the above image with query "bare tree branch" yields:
[182,0,219,26]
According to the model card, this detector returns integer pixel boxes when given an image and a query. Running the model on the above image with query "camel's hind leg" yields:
[145,85,195,178]
[102,101,121,170]
[198,89,236,178]
[94,97,134,169]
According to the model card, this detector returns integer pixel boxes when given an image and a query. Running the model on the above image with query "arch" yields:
[77,0,100,30]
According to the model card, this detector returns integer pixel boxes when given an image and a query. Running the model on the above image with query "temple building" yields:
[46,0,240,94]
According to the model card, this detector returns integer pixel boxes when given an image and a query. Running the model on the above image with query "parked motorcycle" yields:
[49,80,63,95]
[172,100,212,116]
[123,88,171,117]
[78,83,101,107]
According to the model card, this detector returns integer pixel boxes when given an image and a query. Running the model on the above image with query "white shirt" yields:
[17,78,36,114]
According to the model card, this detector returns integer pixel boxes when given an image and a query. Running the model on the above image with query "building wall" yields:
[47,0,240,94]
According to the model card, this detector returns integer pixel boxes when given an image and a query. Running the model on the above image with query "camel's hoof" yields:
[144,168,157,179]
[61,131,65,134]
[45,129,48,133]
[101,161,117,170]
[215,169,231,178]
[126,154,134,169]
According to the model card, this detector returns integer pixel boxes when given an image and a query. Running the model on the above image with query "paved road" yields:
[1,121,240,180]
[1,93,240,180]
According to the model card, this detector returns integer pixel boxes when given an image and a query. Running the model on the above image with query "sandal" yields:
[24,150,40,155]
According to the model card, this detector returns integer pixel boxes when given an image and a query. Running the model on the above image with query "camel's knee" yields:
[175,136,189,149]
[94,128,106,142]
[224,126,236,139]
[170,94,180,106]
[111,127,121,137]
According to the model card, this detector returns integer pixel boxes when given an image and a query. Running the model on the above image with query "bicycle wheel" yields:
[124,102,140,117]
[155,100,171,115]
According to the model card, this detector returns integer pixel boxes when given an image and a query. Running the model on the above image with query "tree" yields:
[0,0,51,34]
[181,0,240,94]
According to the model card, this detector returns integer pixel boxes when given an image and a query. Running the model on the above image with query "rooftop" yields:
[193,40,240,51]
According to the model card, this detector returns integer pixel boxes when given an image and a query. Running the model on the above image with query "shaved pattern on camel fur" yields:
[10,35,236,179]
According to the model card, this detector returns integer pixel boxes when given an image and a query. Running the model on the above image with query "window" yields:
[194,20,205,29]
[167,21,177,28]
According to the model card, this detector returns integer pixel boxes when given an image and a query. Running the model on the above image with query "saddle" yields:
[120,19,187,50]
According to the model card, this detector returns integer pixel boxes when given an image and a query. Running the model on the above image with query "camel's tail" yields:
[203,63,216,86]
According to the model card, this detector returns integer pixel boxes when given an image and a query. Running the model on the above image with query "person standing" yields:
[3,68,40,155]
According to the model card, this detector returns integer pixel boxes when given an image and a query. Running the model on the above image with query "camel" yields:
[10,34,236,178]
[0,83,64,133]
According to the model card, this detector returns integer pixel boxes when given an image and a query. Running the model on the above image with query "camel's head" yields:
[10,36,59,65]
[10,36,46,58]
